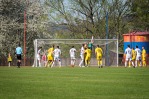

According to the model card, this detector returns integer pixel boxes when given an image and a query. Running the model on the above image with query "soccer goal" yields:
[33,39,118,67]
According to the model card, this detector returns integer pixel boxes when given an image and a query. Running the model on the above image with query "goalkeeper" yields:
[95,45,103,68]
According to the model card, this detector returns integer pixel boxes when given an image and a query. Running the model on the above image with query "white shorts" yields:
[70,55,75,60]
[80,55,84,60]
[136,56,141,61]
[126,55,131,61]
[37,54,41,60]
[54,56,60,61]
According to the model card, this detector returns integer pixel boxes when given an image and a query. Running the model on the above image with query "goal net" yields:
[33,39,118,67]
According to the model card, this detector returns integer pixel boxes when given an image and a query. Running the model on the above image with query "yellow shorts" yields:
[47,55,53,61]
[142,57,146,61]
[85,56,91,61]
[132,56,136,60]
[97,55,102,60]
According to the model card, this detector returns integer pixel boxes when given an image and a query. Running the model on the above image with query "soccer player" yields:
[69,46,77,67]
[88,36,94,50]
[124,45,132,67]
[95,45,103,68]
[131,48,136,67]
[142,46,147,67]
[84,47,92,66]
[79,44,85,67]
[51,46,61,68]
[15,43,23,68]
[135,46,142,67]
[7,53,12,67]
[37,47,42,67]
[46,45,54,67]
[83,43,88,66]
[42,51,47,67]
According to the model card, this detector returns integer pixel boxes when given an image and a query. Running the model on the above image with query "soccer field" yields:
[0,66,149,99]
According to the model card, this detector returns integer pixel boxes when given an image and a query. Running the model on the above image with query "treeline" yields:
[0,0,148,61]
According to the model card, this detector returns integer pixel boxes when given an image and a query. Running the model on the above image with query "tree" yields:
[0,0,49,62]
[0,0,25,56]
[128,0,149,31]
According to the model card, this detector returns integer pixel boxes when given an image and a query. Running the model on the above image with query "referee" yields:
[15,43,23,68]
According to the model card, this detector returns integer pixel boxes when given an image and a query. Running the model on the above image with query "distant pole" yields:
[106,12,108,39]
[24,10,26,66]
[24,0,29,66]
[106,11,109,66]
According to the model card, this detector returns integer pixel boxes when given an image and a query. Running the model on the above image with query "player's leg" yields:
[97,59,100,67]
[48,56,53,67]
[100,56,103,68]
[37,55,41,67]
[125,56,128,67]
[79,55,84,67]
[135,56,138,67]
[8,61,10,67]
[51,57,56,67]
[45,60,49,67]
[139,57,142,67]
[72,57,75,67]
[85,56,89,66]
[58,58,61,68]
[131,57,135,67]
[49,60,53,67]
[88,56,91,66]
[142,57,146,67]
[17,54,21,68]
[83,54,86,66]
[73,59,76,66]
[128,59,131,67]
[70,57,73,67]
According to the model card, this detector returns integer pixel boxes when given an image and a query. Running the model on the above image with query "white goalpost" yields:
[33,39,119,67]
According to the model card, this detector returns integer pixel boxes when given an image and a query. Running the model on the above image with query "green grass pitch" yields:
[0,66,149,99]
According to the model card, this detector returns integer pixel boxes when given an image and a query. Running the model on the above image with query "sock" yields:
[143,61,146,67]
[100,60,102,66]
[71,60,73,65]
[132,62,134,66]
[49,61,53,67]
[72,60,75,66]
[39,61,41,67]
[51,61,54,67]
[79,59,83,66]
[59,61,61,67]
[135,61,137,67]
[125,61,127,67]
[129,61,131,67]
[139,61,142,67]
[85,60,88,66]
[98,61,100,66]
[8,62,10,67]
[17,62,20,68]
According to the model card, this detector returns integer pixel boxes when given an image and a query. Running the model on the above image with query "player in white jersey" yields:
[135,46,142,67]
[69,46,77,67]
[51,46,61,67]
[79,44,85,67]
[36,47,42,67]
[124,45,132,67]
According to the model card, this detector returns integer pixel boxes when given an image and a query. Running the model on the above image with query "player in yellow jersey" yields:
[131,48,136,68]
[7,53,12,67]
[84,47,92,66]
[142,46,147,67]
[46,45,54,67]
[95,45,103,68]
